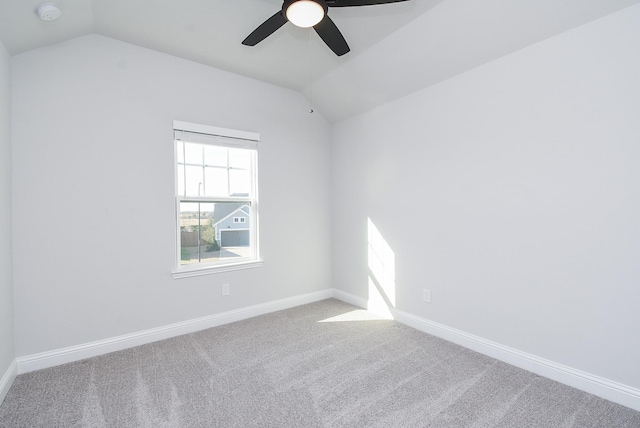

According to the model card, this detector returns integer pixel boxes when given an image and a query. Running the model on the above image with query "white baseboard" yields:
[0,359,17,406]
[13,287,640,412]
[332,289,368,308]
[17,288,334,374]
[330,290,640,412]
[393,307,640,411]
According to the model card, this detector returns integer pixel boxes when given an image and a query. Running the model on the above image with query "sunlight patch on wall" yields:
[367,218,396,318]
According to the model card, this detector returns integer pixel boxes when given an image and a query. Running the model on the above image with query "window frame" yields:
[171,120,263,279]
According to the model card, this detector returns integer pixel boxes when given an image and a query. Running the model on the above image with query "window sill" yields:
[172,260,263,279]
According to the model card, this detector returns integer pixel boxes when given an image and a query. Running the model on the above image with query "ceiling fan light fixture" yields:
[286,0,325,28]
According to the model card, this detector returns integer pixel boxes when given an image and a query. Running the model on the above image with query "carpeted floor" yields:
[1,299,639,427]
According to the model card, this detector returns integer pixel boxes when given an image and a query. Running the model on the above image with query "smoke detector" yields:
[35,3,61,21]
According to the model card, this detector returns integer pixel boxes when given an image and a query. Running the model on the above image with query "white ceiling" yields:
[1,0,639,123]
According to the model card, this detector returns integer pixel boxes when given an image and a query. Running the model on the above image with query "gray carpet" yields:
[1,299,639,427]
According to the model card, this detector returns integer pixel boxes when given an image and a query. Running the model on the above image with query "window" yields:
[172,121,261,278]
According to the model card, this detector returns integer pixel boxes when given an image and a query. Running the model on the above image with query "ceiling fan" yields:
[242,0,409,56]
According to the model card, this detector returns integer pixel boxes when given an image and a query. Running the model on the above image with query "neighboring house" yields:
[212,203,250,247]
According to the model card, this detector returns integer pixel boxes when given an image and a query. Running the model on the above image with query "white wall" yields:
[332,4,640,389]
[0,40,15,384]
[11,34,332,357]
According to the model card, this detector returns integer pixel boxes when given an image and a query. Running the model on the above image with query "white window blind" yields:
[173,121,259,150]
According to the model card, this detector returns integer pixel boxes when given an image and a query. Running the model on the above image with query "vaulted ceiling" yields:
[1,0,639,122]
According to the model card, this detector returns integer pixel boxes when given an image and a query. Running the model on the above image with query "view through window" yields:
[174,121,259,272]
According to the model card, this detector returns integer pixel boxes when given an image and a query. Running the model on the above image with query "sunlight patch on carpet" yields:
[318,309,393,323]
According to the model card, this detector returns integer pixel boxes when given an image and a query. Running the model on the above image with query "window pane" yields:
[184,142,203,165]
[184,165,204,197]
[204,167,229,197]
[229,148,251,170]
[212,202,252,263]
[179,202,216,265]
[229,169,250,196]
[176,141,184,164]
[177,164,185,197]
[204,145,228,167]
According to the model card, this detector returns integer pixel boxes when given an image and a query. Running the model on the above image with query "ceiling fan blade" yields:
[242,11,288,46]
[327,0,409,6]
[314,15,350,56]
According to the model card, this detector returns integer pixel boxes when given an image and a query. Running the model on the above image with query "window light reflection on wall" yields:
[367,218,396,318]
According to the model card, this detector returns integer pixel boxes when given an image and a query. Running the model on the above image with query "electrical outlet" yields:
[423,289,431,303]
[222,283,230,296]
